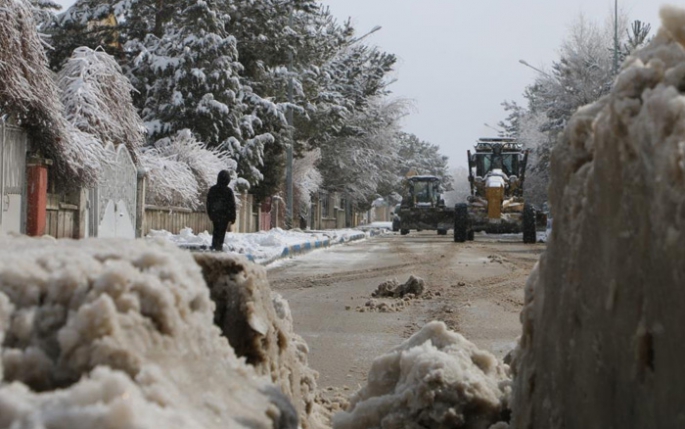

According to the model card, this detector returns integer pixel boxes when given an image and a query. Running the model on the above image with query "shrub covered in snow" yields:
[141,130,238,208]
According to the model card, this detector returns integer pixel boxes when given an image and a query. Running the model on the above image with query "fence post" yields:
[136,170,146,238]
[26,157,49,236]
[76,187,88,238]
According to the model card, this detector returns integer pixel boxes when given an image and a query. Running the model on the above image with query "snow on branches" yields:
[141,130,238,209]
[0,0,100,186]
[294,148,323,211]
[58,47,146,160]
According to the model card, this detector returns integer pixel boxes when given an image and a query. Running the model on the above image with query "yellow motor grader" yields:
[454,137,537,243]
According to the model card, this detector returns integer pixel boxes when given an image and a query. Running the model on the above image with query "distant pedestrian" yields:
[206,170,236,251]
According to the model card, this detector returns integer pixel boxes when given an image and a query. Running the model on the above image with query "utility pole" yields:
[614,0,619,74]
[285,11,294,230]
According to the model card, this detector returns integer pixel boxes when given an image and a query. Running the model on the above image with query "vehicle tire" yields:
[401,229,410,235]
[454,203,468,243]
[467,229,475,241]
[523,203,537,244]
[437,228,447,235]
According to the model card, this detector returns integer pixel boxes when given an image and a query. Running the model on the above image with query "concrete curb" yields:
[254,231,375,265]
[178,229,386,265]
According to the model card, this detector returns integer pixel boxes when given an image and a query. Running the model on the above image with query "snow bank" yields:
[193,253,328,429]
[357,222,393,231]
[333,321,511,429]
[0,236,295,429]
[511,7,685,428]
[149,227,369,264]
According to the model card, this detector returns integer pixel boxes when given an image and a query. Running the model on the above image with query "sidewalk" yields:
[147,227,387,265]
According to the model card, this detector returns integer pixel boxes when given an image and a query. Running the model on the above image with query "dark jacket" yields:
[207,171,236,224]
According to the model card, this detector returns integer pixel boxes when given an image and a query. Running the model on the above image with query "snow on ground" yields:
[356,221,393,231]
[148,227,381,264]
[480,231,549,243]
[0,236,295,429]
[333,321,511,429]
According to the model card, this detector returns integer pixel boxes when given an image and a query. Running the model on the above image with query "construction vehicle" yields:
[454,137,537,243]
[398,175,453,235]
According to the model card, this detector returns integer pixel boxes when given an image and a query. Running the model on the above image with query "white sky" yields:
[54,0,667,167]
[321,0,665,167]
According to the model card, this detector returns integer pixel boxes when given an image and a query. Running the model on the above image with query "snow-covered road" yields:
[267,230,544,396]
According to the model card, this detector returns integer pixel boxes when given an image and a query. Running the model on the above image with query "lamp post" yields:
[613,0,619,74]
[285,11,294,230]
[345,25,382,46]
[518,59,552,79]
[484,123,503,135]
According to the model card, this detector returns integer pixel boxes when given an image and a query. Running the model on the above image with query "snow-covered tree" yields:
[46,0,423,210]
[317,98,407,205]
[396,132,451,187]
[1,0,101,186]
[444,165,471,206]
[293,148,323,217]
[51,0,284,190]
[57,47,146,158]
[29,0,61,33]
[502,12,652,207]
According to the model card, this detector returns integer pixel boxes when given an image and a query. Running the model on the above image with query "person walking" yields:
[206,170,236,251]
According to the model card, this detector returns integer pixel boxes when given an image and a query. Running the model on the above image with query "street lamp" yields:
[484,123,502,135]
[518,59,552,79]
[345,25,382,46]
[285,11,295,230]
[613,0,619,74]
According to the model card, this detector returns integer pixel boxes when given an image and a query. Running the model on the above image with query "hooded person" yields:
[206,170,237,251]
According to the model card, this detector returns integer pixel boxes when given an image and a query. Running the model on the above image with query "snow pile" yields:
[512,6,685,428]
[333,321,511,429]
[0,236,295,429]
[149,227,368,264]
[193,253,328,429]
[355,298,411,313]
[372,275,425,298]
[358,276,439,313]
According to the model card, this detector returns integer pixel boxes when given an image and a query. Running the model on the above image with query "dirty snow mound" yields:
[360,276,432,313]
[372,275,425,298]
[0,236,292,429]
[194,253,328,429]
[333,321,511,429]
[512,7,685,428]
[356,298,411,313]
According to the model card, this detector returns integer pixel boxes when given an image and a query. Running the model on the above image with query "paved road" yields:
[267,230,544,394]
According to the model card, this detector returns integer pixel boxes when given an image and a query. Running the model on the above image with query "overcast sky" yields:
[321,0,665,167]
[53,0,667,167]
